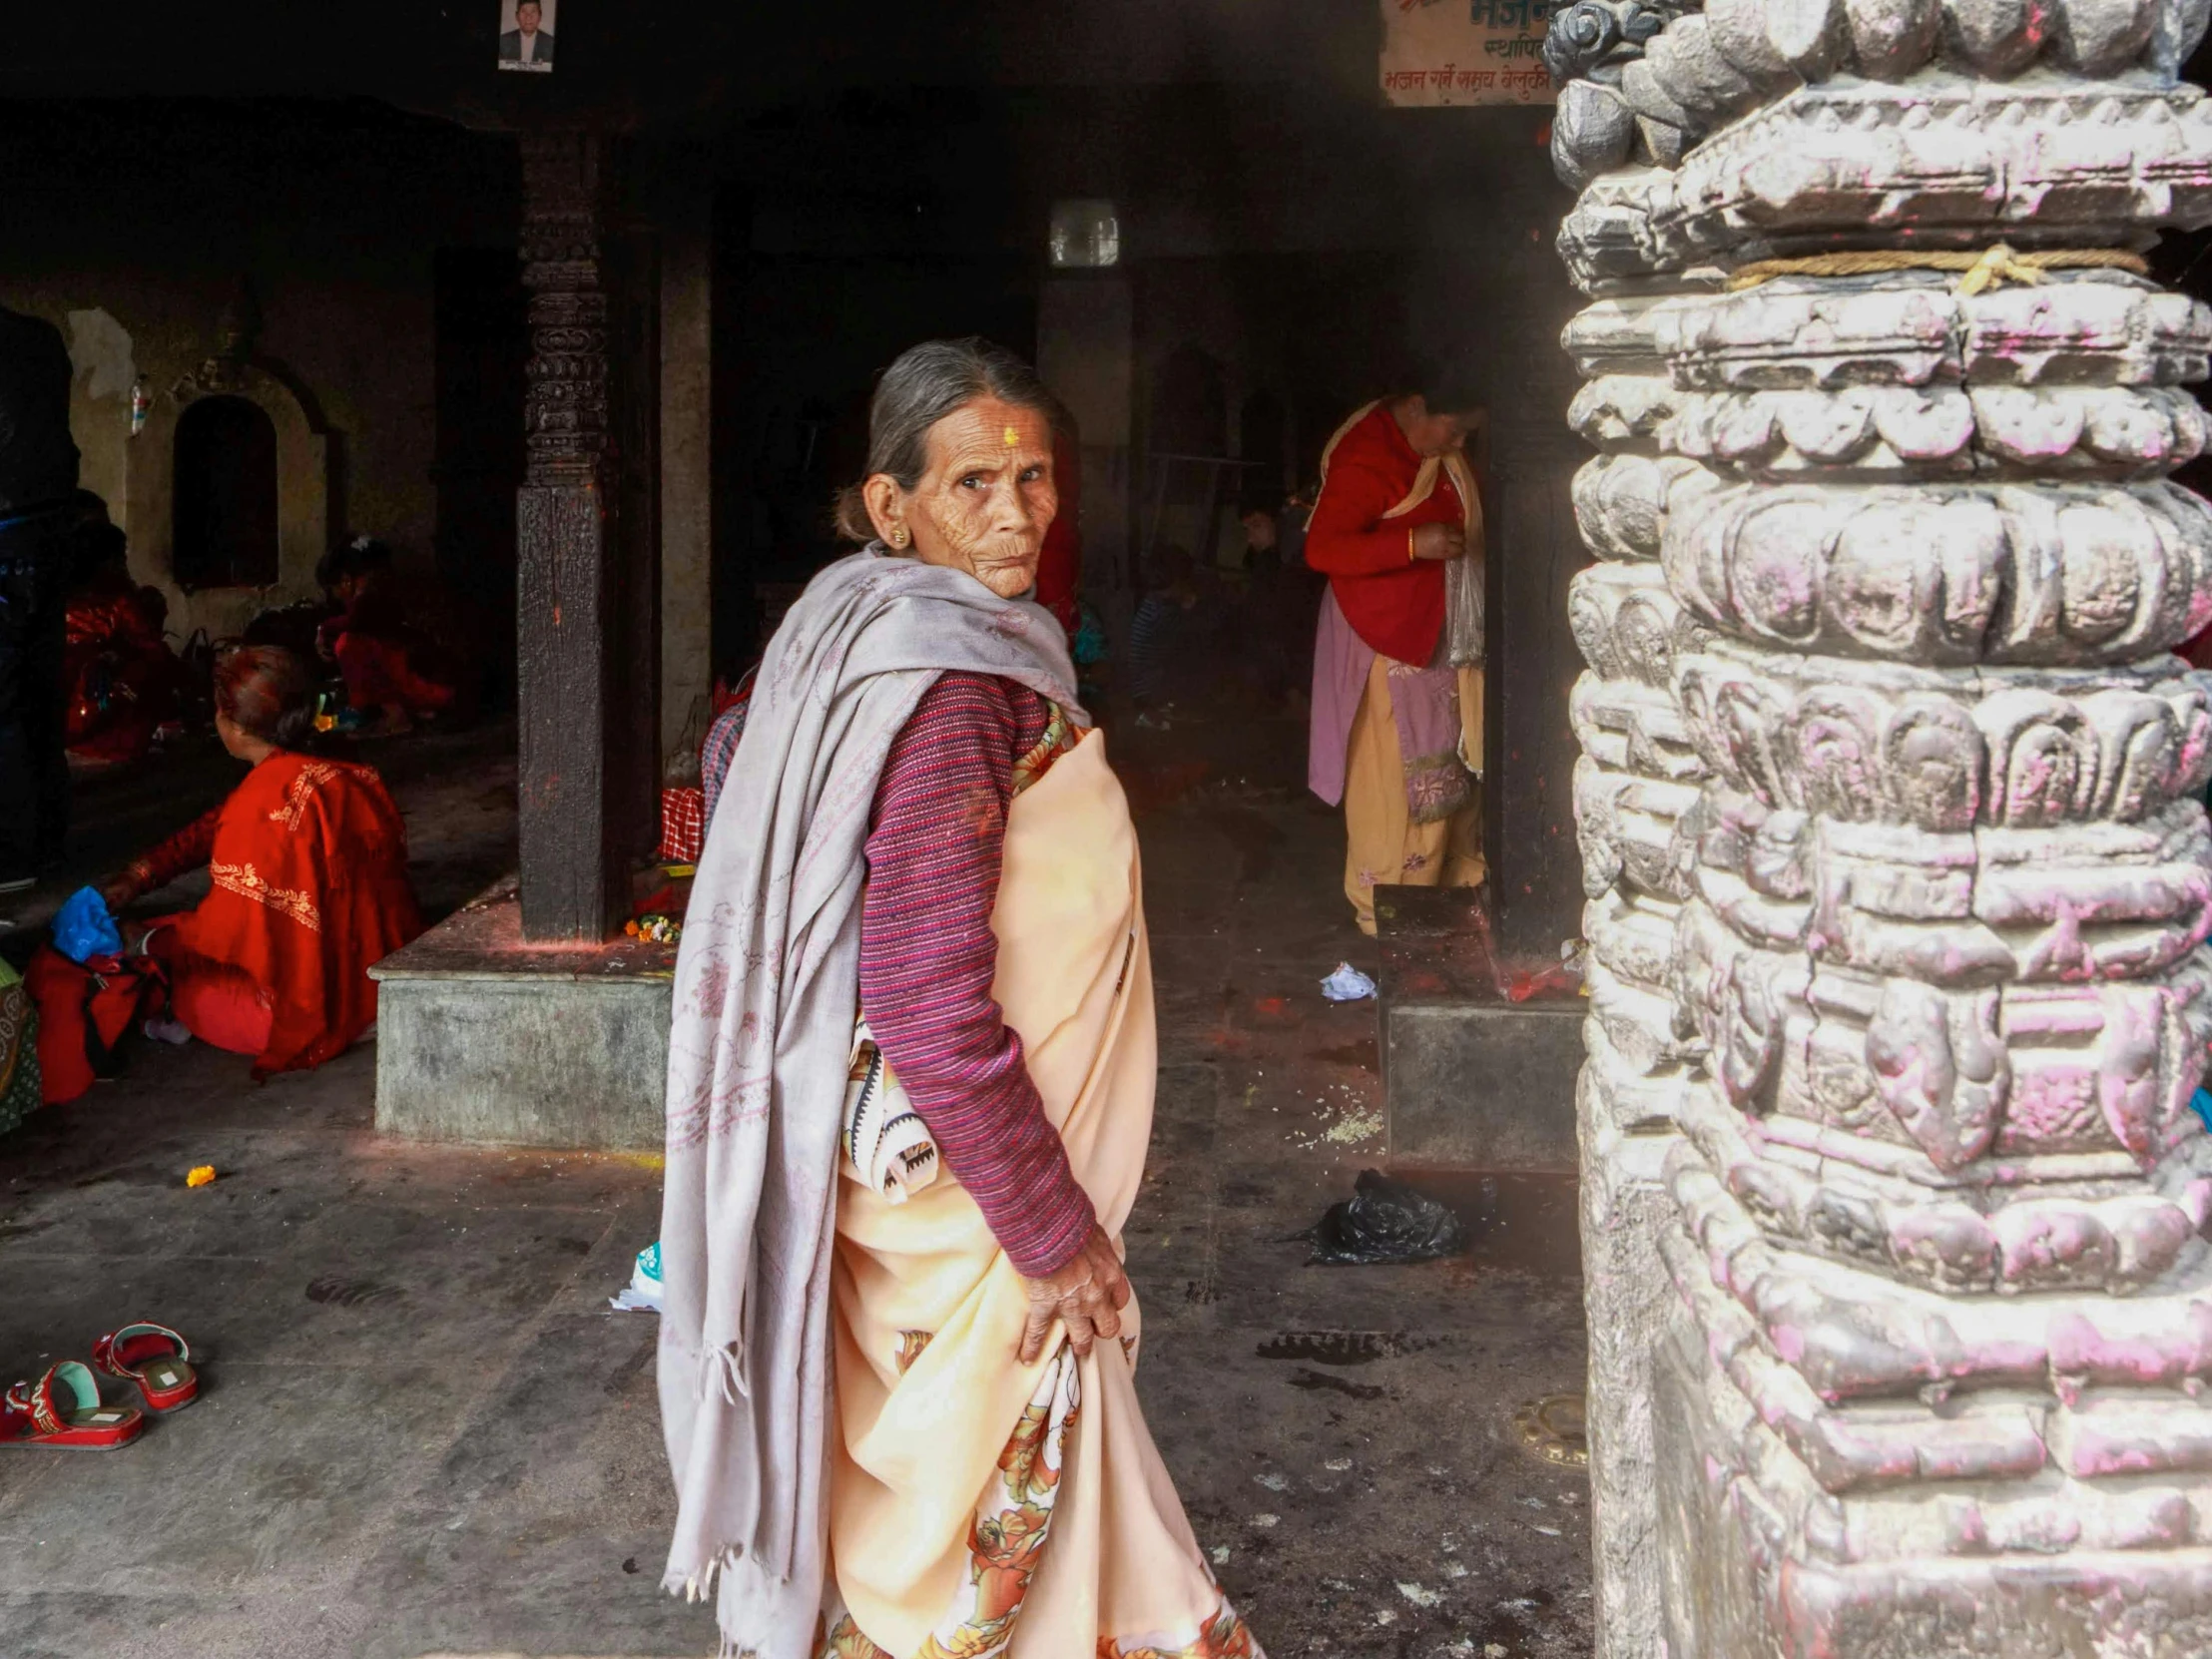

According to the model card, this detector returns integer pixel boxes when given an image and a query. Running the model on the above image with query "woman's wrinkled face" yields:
[864,395,1058,601]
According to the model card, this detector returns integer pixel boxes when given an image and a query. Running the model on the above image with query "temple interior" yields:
[9,0,2212,1655]
[0,9,1601,1654]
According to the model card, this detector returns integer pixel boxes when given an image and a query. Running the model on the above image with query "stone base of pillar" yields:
[369,877,672,1151]
[1649,1089,2212,1659]
[1375,883,1585,1169]
[1652,1303,2212,1659]
[1384,1000,1586,1168]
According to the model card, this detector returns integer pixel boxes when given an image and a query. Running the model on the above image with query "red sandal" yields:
[92,1323,198,1412]
[1,1362,144,1450]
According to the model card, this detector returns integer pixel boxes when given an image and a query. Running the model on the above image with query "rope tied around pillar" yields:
[1724,244,2151,293]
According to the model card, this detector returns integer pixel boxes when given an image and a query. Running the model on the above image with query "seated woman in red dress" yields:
[63,519,181,768]
[101,647,422,1076]
[315,538,459,735]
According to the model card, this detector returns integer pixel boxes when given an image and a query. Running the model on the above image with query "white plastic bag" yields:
[1320,962,1379,1002]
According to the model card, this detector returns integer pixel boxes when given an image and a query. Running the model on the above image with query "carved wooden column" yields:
[1550,0,2212,1652]
[517,131,623,941]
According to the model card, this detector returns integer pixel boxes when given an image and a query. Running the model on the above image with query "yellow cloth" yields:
[1343,656,1486,936]
[826,730,1262,1659]
[1460,663,1484,777]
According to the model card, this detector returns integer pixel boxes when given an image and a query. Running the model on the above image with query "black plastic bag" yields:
[1301,1169,1470,1266]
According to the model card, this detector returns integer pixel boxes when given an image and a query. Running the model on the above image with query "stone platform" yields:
[369,876,678,1150]
[1375,884,1584,1171]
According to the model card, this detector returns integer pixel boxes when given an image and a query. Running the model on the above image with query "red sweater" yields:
[858,673,1095,1278]
[1304,404,1461,667]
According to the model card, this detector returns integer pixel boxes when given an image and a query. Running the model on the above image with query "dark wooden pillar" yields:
[1486,423,1591,963]
[516,131,624,941]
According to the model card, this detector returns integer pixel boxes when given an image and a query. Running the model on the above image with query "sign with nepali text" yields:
[1382,0,1557,107]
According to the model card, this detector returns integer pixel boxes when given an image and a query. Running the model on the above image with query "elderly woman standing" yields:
[659,340,1261,1659]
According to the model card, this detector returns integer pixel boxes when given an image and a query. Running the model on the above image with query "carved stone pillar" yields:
[1564,287,1710,1657]
[517,130,623,942]
[1549,2,2212,1653]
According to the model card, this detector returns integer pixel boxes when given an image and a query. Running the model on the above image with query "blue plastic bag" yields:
[52,886,122,964]
[2192,1087,2212,1134]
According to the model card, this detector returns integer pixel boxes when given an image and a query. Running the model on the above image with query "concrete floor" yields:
[0,713,1592,1659]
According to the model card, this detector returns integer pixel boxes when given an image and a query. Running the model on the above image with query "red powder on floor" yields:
[1503,964,1576,1003]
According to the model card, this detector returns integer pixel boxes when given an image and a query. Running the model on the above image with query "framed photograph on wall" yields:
[497,0,557,72]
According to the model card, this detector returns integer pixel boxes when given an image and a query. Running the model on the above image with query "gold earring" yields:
[890,528,907,548]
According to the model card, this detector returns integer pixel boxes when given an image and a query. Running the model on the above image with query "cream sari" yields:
[822,730,1263,1659]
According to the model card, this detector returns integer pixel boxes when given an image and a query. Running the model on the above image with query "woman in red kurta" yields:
[315,538,459,735]
[1304,394,1487,933]
[104,647,421,1076]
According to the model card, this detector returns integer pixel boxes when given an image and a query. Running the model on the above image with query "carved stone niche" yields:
[122,344,330,642]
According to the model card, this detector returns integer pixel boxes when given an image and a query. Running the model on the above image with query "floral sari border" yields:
[1099,1598,1266,1659]
[822,1344,1082,1659]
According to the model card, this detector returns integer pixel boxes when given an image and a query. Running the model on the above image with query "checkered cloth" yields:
[658,786,706,863]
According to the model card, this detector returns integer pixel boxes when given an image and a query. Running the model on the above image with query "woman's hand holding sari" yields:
[1018,1223,1132,1363]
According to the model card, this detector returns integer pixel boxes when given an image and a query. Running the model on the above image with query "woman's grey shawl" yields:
[657,548,1082,1658]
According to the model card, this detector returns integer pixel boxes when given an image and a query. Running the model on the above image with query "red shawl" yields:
[169,752,420,1076]
[1034,428,1083,634]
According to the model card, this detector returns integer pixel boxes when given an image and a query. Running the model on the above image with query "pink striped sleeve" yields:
[857,673,1097,1277]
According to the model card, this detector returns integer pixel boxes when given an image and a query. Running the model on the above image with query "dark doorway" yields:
[1151,343,1228,459]
[1240,389,1288,510]
[727,258,1038,582]
[432,247,528,709]
[605,227,663,859]
[711,90,1040,672]
[172,395,279,591]
[1142,344,1238,570]
[718,253,1037,679]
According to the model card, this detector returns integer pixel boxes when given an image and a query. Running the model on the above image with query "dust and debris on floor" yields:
[0,712,1590,1658]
